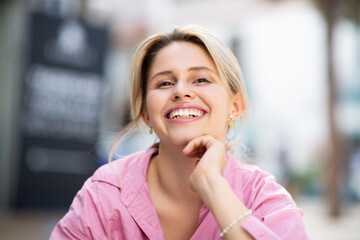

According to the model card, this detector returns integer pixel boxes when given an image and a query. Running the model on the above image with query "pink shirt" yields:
[50,145,309,239]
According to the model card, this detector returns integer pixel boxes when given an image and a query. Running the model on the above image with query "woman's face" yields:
[143,41,240,148]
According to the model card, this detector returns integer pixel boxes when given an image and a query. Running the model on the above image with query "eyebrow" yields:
[150,66,216,80]
[188,66,216,74]
[150,70,173,81]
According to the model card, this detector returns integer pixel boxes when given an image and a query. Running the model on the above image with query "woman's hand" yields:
[183,135,253,239]
[182,135,228,193]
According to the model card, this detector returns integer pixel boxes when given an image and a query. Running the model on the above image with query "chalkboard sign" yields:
[16,12,108,208]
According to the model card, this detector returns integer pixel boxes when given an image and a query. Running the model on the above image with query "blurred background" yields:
[0,0,359,239]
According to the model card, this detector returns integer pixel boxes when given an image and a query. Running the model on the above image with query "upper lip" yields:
[165,103,207,118]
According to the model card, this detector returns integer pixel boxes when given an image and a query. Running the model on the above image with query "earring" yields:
[149,127,153,134]
[229,114,234,127]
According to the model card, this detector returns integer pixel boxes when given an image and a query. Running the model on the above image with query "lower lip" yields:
[166,113,206,123]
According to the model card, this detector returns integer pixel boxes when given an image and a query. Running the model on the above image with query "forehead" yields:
[149,41,218,75]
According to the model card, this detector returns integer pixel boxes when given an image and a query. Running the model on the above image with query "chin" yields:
[166,131,208,147]
[170,136,196,148]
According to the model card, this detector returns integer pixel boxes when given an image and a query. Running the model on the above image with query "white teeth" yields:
[169,108,204,119]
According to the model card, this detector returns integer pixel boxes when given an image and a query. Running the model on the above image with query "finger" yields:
[183,135,210,155]
[187,146,206,159]
[183,135,215,157]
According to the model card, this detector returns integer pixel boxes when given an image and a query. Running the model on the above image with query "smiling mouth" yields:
[168,108,205,119]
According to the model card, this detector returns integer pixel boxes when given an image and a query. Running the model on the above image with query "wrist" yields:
[190,168,223,195]
[192,173,229,207]
[192,171,251,238]
[198,175,248,219]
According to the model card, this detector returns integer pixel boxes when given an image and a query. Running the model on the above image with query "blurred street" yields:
[299,200,360,240]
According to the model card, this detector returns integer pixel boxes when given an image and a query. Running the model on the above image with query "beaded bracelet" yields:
[219,209,252,237]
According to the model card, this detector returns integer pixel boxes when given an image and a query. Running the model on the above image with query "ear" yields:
[141,107,151,127]
[230,92,246,120]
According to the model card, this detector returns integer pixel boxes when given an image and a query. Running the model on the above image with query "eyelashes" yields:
[194,78,210,84]
[156,81,173,88]
[155,77,212,89]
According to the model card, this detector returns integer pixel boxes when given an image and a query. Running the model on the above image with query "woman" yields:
[51,25,309,239]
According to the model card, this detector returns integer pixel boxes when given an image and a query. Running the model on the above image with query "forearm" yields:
[194,173,254,240]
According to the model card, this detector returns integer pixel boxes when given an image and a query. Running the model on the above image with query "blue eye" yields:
[194,78,210,84]
[156,81,173,88]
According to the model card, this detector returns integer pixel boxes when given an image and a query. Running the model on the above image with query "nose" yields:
[171,81,194,101]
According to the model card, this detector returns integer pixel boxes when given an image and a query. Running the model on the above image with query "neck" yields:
[148,142,203,206]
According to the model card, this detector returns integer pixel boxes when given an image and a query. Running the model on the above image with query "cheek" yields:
[145,92,167,119]
[204,87,232,110]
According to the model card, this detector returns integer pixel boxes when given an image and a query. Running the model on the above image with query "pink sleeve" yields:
[49,177,107,240]
[240,168,309,240]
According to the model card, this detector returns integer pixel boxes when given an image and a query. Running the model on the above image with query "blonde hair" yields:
[109,25,248,162]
